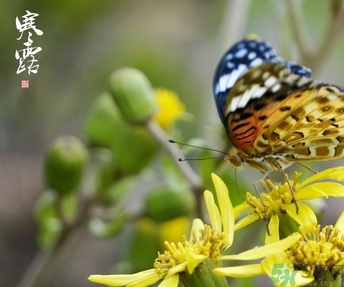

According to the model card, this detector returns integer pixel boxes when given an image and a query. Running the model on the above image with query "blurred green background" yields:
[1,0,344,286]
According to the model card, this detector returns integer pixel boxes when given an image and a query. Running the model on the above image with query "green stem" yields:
[180,259,229,287]
[144,119,204,218]
[305,267,342,287]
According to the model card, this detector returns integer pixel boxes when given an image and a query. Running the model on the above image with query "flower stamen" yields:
[245,173,300,220]
[154,225,227,276]
[287,225,344,279]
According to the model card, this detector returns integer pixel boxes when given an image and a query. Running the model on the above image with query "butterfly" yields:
[213,35,344,176]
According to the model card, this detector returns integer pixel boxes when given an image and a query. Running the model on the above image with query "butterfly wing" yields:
[213,36,312,124]
[223,60,344,163]
[262,85,344,161]
[224,62,315,154]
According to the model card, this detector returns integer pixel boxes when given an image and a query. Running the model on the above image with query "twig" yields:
[285,0,312,62]
[16,198,93,287]
[217,0,253,52]
[286,0,344,74]
[144,119,204,217]
[311,0,344,74]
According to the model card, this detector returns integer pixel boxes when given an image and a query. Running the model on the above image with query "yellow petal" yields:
[185,252,208,274]
[265,214,279,245]
[296,182,344,200]
[190,218,204,241]
[286,202,317,227]
[166,262,188,278]
[219,234,301,261]
[234,213,259,231]
[335,210,344,232]
[213,264,264,277]
[262,254,314,287]
[233,202,250,218]
[204,190,222,233]
[211,173,235,245]
[88,269,159,287]
[158,274,179,287]
[298,167,344,188]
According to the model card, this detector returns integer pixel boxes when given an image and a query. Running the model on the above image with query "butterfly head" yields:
[224,152,244,169]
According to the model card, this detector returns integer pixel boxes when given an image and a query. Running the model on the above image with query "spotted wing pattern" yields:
[213,35,312,123]
[213,35,344,172]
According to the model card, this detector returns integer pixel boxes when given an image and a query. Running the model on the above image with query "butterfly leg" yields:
[281,169,299,214]
[252,174,271,235]
[297,162,318,174]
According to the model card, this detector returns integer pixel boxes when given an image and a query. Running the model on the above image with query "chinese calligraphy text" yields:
[15,10,43,75]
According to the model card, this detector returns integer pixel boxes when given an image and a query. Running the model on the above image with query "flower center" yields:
[286,225,344,277]
[154,224,227,276]
[245,173,300,219]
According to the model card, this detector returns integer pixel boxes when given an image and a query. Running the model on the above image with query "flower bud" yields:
[112,125,158,174]
[89,213,127,239]
[145,188,194,222]
[84,92,159,175]
[44,136,88,195]
[84,92,122,147]
[108,68,157,123]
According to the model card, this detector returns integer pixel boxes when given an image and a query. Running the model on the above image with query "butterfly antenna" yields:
[169,139,229,155]
[179,156,226,162]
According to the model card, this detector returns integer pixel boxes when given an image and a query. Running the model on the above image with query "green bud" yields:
[89,213,127,239]
[108,68,157,123]
[83,92,122,147]
[34,190,61,247]
[145,188,194,222]
[44,136,88,195]
[84,90,159,175]
[111,125,159,174]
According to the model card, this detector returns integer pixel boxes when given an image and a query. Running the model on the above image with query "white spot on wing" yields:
[217,64,248,93]
[250,57,263,67]
[218,74,230,93]
[225,53,233,60]
[248,52,257,60]
[227,96,241,114]
[235,48,248,58]
[271,83,281,93]
[252,86,267,99]
[237,84,259,108]
[226,62,235,69]
[227,82,269,114]
[265,76,278,87]
[262,71,270,80]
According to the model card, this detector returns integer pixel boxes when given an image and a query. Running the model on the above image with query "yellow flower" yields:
[234,167,344,238]
[89,173,230,287]
[213,217,308,286]
[153,89,185,130]
[261,211,344,287]
[214,168,344,287]
[89,174,299,287]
